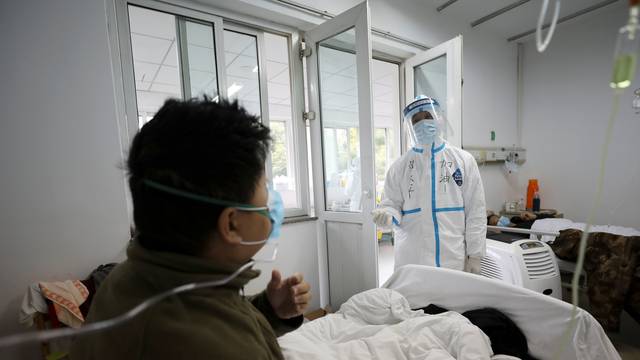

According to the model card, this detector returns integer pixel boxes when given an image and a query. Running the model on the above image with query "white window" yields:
[128,6,183,127]
[127,5,222,128]
[117,1,309,217]
[181,20,220,100]
[264,33,300,210]
[223,29,260,116]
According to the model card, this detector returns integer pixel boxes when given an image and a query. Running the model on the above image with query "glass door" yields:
[372,59,401,285]
[404,36,462,147]
[306,2,377,308]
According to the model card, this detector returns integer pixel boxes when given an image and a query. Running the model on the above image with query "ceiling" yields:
[427,0,620,40]
[128,4,400,128]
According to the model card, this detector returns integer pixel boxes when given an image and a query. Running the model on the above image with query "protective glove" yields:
[464,256,482,274]
[371,208,394,231]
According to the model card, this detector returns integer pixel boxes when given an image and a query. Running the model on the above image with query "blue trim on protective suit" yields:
[401,208,422,215]
[433,142,446,153]
[430,142,441,267]
[434,207,464,213]
[412,147,424,153]
[392,217,400,226]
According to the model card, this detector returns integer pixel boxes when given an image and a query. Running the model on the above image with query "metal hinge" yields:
[303,111,316,121]
[299,42,312,59]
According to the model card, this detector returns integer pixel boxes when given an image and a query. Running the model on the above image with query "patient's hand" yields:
[266,270,311,319]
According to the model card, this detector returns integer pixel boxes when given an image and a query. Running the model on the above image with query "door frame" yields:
[305,2,378,307]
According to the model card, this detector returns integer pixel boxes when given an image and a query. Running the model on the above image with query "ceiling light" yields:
[227,83,243,97]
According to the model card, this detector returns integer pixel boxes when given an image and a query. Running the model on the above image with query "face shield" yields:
[403,95,446,147]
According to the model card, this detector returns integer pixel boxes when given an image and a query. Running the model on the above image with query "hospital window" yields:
[123,3,307,216]
[128,5,219,127]
[264,33,299,210]
[223,30,260,117]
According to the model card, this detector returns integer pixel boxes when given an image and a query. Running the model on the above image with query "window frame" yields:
[115,0,226,143]
[113,0,311,218]
[222,23,309,217]
[176,17,224,100]
[221,24,271,184]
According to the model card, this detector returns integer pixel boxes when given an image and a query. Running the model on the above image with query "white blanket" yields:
[278,288,494,360]
[383,265,620,360]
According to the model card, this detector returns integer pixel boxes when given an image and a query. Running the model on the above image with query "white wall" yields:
[0,0,131,357]
[245,221,321,311]
[520,1,640,228]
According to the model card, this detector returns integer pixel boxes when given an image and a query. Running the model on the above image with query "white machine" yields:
[481,227,562,300]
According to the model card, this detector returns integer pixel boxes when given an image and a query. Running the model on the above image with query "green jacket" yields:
[70,242,302,359]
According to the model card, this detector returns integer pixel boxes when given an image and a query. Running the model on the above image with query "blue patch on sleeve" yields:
[453,168,463,186]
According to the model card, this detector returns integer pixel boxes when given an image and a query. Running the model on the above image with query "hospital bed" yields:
[280,265,618,359]
[382,265,620,360]
[491,220,640,303]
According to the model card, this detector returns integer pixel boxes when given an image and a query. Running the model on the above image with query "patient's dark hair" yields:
[127,98,271,255]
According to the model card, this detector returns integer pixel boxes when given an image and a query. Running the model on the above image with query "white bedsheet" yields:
[278,288,495,360]
[383,265,620,360]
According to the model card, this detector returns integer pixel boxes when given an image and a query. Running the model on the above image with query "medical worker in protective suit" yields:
[372,95,486,273]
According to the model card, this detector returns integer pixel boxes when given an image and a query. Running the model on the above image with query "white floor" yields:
[378,241,395,286]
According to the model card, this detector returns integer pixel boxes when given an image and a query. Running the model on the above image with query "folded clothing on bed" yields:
[551,229,640,331]
[530,218,640,243]
[38,280,89,329]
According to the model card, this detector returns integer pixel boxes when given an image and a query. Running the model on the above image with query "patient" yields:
[71,99,310,359]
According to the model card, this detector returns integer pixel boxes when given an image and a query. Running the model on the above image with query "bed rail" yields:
[486,225,559,241]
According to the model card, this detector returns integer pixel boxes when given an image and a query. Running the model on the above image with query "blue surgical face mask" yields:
[233,188,284,263]
[237,188,284,245]
[413,119,438,145]
[497,216,511,227]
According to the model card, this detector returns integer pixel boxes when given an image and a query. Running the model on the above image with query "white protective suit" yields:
[380,139,487,270]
